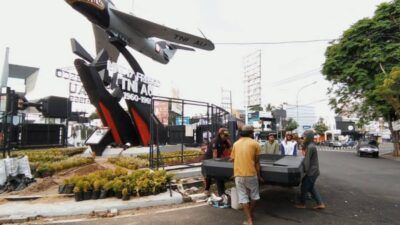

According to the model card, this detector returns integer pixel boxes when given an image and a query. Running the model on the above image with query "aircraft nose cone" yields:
[65,0,75,6]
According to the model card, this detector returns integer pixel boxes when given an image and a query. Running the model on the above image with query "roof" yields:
[8,64,39,79]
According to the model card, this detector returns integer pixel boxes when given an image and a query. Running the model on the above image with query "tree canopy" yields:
[89,112,99,120]
[322,0,400,154]
[286,118,299,132]
[375,67,400,114]
[248,105,263,112]
[322,0,400,122]
[313,118,329,136]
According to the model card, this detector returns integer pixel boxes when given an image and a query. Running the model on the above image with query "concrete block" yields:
[101,147,124,157]
[173,168,202,179]
[189,193,207,202]
[109,208,118,216]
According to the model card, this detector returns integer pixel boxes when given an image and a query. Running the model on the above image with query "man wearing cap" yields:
[261,133,280,155]
[295,130,325,209]
[280,132,298,156]
[203,128,232,196]
[231,125,262,225]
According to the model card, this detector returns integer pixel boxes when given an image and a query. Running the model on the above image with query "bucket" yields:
[230,187,242,210]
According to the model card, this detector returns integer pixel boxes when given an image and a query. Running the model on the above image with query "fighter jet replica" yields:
[65,0,215,64]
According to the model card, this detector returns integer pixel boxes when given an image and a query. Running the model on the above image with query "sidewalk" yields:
[379,143,400,161]
[0,190,183,219]
[381,153,400,161]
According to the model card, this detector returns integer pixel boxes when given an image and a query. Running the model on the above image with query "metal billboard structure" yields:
[243,50,262,108]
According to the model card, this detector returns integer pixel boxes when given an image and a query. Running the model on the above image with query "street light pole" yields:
[296,81,317,132]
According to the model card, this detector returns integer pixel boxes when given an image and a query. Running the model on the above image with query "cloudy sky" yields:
[0,0,389,125]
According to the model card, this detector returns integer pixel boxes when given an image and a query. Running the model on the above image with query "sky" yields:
[0,0,389,126]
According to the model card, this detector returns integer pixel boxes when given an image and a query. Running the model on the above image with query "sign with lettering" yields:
[56,62,160,105]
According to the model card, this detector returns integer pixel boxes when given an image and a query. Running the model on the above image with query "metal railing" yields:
[149,96,230,169]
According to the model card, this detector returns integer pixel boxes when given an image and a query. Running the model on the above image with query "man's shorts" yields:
[235,176,260,204]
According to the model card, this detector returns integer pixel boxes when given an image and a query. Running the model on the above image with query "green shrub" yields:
[33,157,95,178]
[8,147,87,162]
[61,168,173,200]
[107,157,149,170]
[138,150,203,166]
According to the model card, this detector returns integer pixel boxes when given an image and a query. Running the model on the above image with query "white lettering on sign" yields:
[56,63,159,105]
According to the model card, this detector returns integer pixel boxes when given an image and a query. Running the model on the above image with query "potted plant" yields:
[82,181,92,200]
[73,182,83,202]
[113,180,123,199]
[129,182,136,197]
[101,180,114,198]
[92,180,101,200]
[122,188,130,201]
[36,164,49,178]
[59,178,68,194]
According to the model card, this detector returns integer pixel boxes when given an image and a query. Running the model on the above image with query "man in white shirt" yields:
[280,133,298,156]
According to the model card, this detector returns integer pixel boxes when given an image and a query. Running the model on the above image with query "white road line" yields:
[317,148,356,153]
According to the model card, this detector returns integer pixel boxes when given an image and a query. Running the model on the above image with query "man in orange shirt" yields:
[230,125,262,225]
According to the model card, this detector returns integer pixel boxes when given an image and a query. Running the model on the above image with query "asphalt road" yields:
[53,148,400,225]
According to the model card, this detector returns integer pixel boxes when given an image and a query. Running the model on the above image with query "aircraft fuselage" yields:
[66,0,171,64]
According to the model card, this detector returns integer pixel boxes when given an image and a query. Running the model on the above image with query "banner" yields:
[154,101,169,125]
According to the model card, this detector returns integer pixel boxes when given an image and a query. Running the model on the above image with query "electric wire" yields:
[215,39,336,46]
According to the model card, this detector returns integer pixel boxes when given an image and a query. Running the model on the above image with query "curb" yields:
[0,190,183,219]
[381,153,400,161]
[172,167,202,179]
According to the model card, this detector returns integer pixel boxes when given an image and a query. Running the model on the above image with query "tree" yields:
[313,118,329,136]
[286,118,299,132]
[89,112,99,120]
[375,67,400,114]
[265,103,275,112]
[248,105,263,112]
[322,1,400,155]
[375,67,400,154]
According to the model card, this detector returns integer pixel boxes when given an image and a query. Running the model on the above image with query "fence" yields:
[149,96,231,169]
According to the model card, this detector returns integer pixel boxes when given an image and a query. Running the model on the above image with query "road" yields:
[51,147,400,225]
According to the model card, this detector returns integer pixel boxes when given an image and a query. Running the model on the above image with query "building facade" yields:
[286,105,317,134]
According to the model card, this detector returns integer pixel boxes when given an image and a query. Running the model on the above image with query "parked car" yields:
[357,142,379,158]
[343,140,358,148]
[329,141,343,148]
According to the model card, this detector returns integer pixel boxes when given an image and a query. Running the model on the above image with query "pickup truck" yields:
[202,154,305,187]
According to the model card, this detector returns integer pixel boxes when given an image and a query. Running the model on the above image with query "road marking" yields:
[317,147,356,153]
[156,203,208,214]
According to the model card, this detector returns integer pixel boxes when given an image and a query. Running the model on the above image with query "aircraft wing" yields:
[110,8,215,51]
[93,24,120,62]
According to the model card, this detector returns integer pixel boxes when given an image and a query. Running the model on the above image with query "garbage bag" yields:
[4,157,18,177]
[0,159,6,186]
[17,156,33,179]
